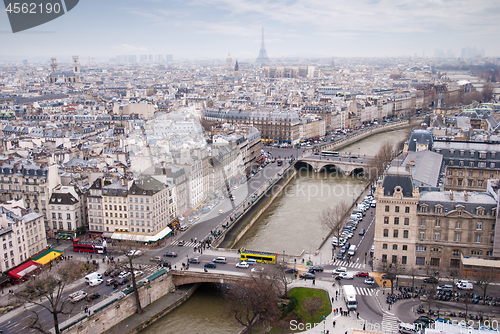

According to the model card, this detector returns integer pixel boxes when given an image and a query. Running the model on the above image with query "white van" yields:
[85,272,102,284]
[348,245,357,256]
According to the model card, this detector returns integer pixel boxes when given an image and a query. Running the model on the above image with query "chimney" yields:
[449,191,454,201]
[464,192,469,201]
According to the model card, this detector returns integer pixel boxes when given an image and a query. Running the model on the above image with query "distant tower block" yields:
[50,57,58,72]
[226,52,233,68]
[256,27,269,63]
[72,56,80,74]
[331,57,335,68]
[234,60,239,77]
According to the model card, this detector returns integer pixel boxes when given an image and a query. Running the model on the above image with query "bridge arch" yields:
[171,271,251,287]
[294,161,315,172]
[318,164,345,176]
[351,167,364,177]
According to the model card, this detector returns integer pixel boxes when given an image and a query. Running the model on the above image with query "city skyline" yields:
[1,0,500,60]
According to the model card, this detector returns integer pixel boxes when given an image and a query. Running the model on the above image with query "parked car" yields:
[118,277,129,285]
[164,251,178,257]
[87,293,100,302]
[204,262,217,268]
[455,280,474,290]
[423,277,438,284]
[285,267,298,274]
[359,229,365,235]
[299,272,316,280]
[188,258,200,264]
[437,284,453,291]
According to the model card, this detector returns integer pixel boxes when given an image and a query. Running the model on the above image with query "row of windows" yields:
[383,217,410,225]
[382,229,409,238]
[382,244,408,251]
[418,231,484,243]
[381,254,408,265]
[420,219,487,230]
[104,205,127,211]
[384,205,411,213]
[105,212,127,218]
[448,169,495,178]
[448,160,495,168]
[443,150,493,158]
[52,213,72,219]
[448,178,485,187]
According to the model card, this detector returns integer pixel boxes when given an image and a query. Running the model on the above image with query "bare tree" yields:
[382,260,404,295]
[472,268,496,304]
[111,240,144,314]
[265,264,292,297]
[15,260,90,334]
[482,83,494,102]
[224,271,280,332]
[366,141,394,183]
[320,200,350,254]
[405,266,419,293]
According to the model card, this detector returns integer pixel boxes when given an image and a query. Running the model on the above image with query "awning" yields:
[182,210,192,217]
[8,261,41,279]
[102,232,114,238]
[0,275,11,285]
[111,226,172,243]
[32,249,63,265]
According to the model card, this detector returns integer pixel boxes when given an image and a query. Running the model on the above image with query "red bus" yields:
[73,238,105,254]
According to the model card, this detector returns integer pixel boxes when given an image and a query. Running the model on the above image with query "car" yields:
[236,262,249,268]
[423,277,438,284]
[87,293,100,302]
[160,261,171,268]
[127,250,142,257]
[416,316,435,325]
[105,278,117,286]
[308,266,324,272]
[213,257,227,264]
[335,275,343,280]
[133,270,143,277]
[365,277,376,285]
[382,273,395,280]
[285,267,298,274]
[359,229,365,235]
[219,196,225,200]
[178,240,185,246]
[164,251,178,257]
[118,277,129,285]
[299,272,315,280]
[204,262,217,268]
[119,271,131,278]
[339,272,354,279]
[336,252,345,259]
[150,256,162,262]
[245,259,257,266]
[251,267,265,273]
[233,185,238,190]
[188,258,200,264]
[356,271,369,277]
[333,267,347,275]
[230,196,236,201]
[218,209,224,214]
[437,284,453,291]
[179,225,188,231]
[89,278,103,287]
[104,269,113,276]
[110,269,121,278]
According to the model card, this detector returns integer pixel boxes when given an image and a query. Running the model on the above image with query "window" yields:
[404,218,409,225]
[452,250,460,256]
[394,217,399,225]
[430,247,440,252]
[455,233,461,242]
[402,245,408,251]
[476,234,482,243]
[477,222,483,230]
[383,244,388,249]
[416,257,425,265]
[478,181,483,187]
[392,255,398,264]
[420,219,426,226]
[456,221,461,228]
[420,231,425,240]
[393,229,399,238]
[435,219,441,227]
[405,207,410,213]
[395,206,400,213]
[435,206,442,214]
[448,170,453,176]
[384,217,389,224]
[420,205,428,213]
[385,205,390,212]
[430,258,440,266]
[434,232,440,240]
[393,244,398,250]
[382,254,387,263]
[468,180,473,187]
[403,230,409,238]
[402,256,407,265]
[383,229,388,237]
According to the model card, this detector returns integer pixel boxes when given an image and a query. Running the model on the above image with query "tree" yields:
[16,260,90,334]
[472,268,496,304]
[366,141,394,183]
[320,200,350,255]
[382,260,404,295]
[482,83,494,102]
[265,263,292,297]
[224,270,280,332]
[405,266,419,294]
[112,240,144,314]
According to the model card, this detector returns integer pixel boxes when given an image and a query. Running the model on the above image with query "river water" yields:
[145,128,410,334]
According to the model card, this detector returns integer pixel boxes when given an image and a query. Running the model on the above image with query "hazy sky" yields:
[1,0,499,61]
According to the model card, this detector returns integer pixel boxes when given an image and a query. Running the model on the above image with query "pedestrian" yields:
[357,312,359,319]
[331,297,334,303]
[312,279,315,285]
[326,331,329,334]
[335,295,337,301]
[340,307,342,314]
[333,320,336,328]
[363,324,366,330]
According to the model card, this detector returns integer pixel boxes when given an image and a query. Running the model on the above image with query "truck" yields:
[343,284,357,310]
[455,280,474,290]
[68,290,87,303]
[348,245,357,256]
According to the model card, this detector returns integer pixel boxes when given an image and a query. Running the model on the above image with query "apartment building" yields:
[48,185,86,238]
[102,180,129,233]
[87,178,104,236]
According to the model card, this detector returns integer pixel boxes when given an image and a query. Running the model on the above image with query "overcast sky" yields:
[1,0,499,61]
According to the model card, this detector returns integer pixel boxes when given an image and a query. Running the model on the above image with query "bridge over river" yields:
[297,153,375,175]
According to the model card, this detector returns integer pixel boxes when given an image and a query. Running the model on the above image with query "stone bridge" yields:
[296,155,374,175]
[171,270,252,286]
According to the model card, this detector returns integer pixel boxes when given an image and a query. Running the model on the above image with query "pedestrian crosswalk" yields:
[328,260,366,269]
[381,313,399,333]
[170,240,199,248]
[354,286,375,296]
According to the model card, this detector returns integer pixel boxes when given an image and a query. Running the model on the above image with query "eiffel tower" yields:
[256,27,269,63]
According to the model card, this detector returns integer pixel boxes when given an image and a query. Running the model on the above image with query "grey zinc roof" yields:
[419,191,496,214]
[402,150,443,188]
[382,167,414,197]
[408,129,433,152]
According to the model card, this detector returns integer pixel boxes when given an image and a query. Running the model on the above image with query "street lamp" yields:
[283,250,285,263]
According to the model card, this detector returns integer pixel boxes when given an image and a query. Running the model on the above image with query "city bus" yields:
[321,151,339,157]
[240,249,278,264]
[73,238,105,254]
